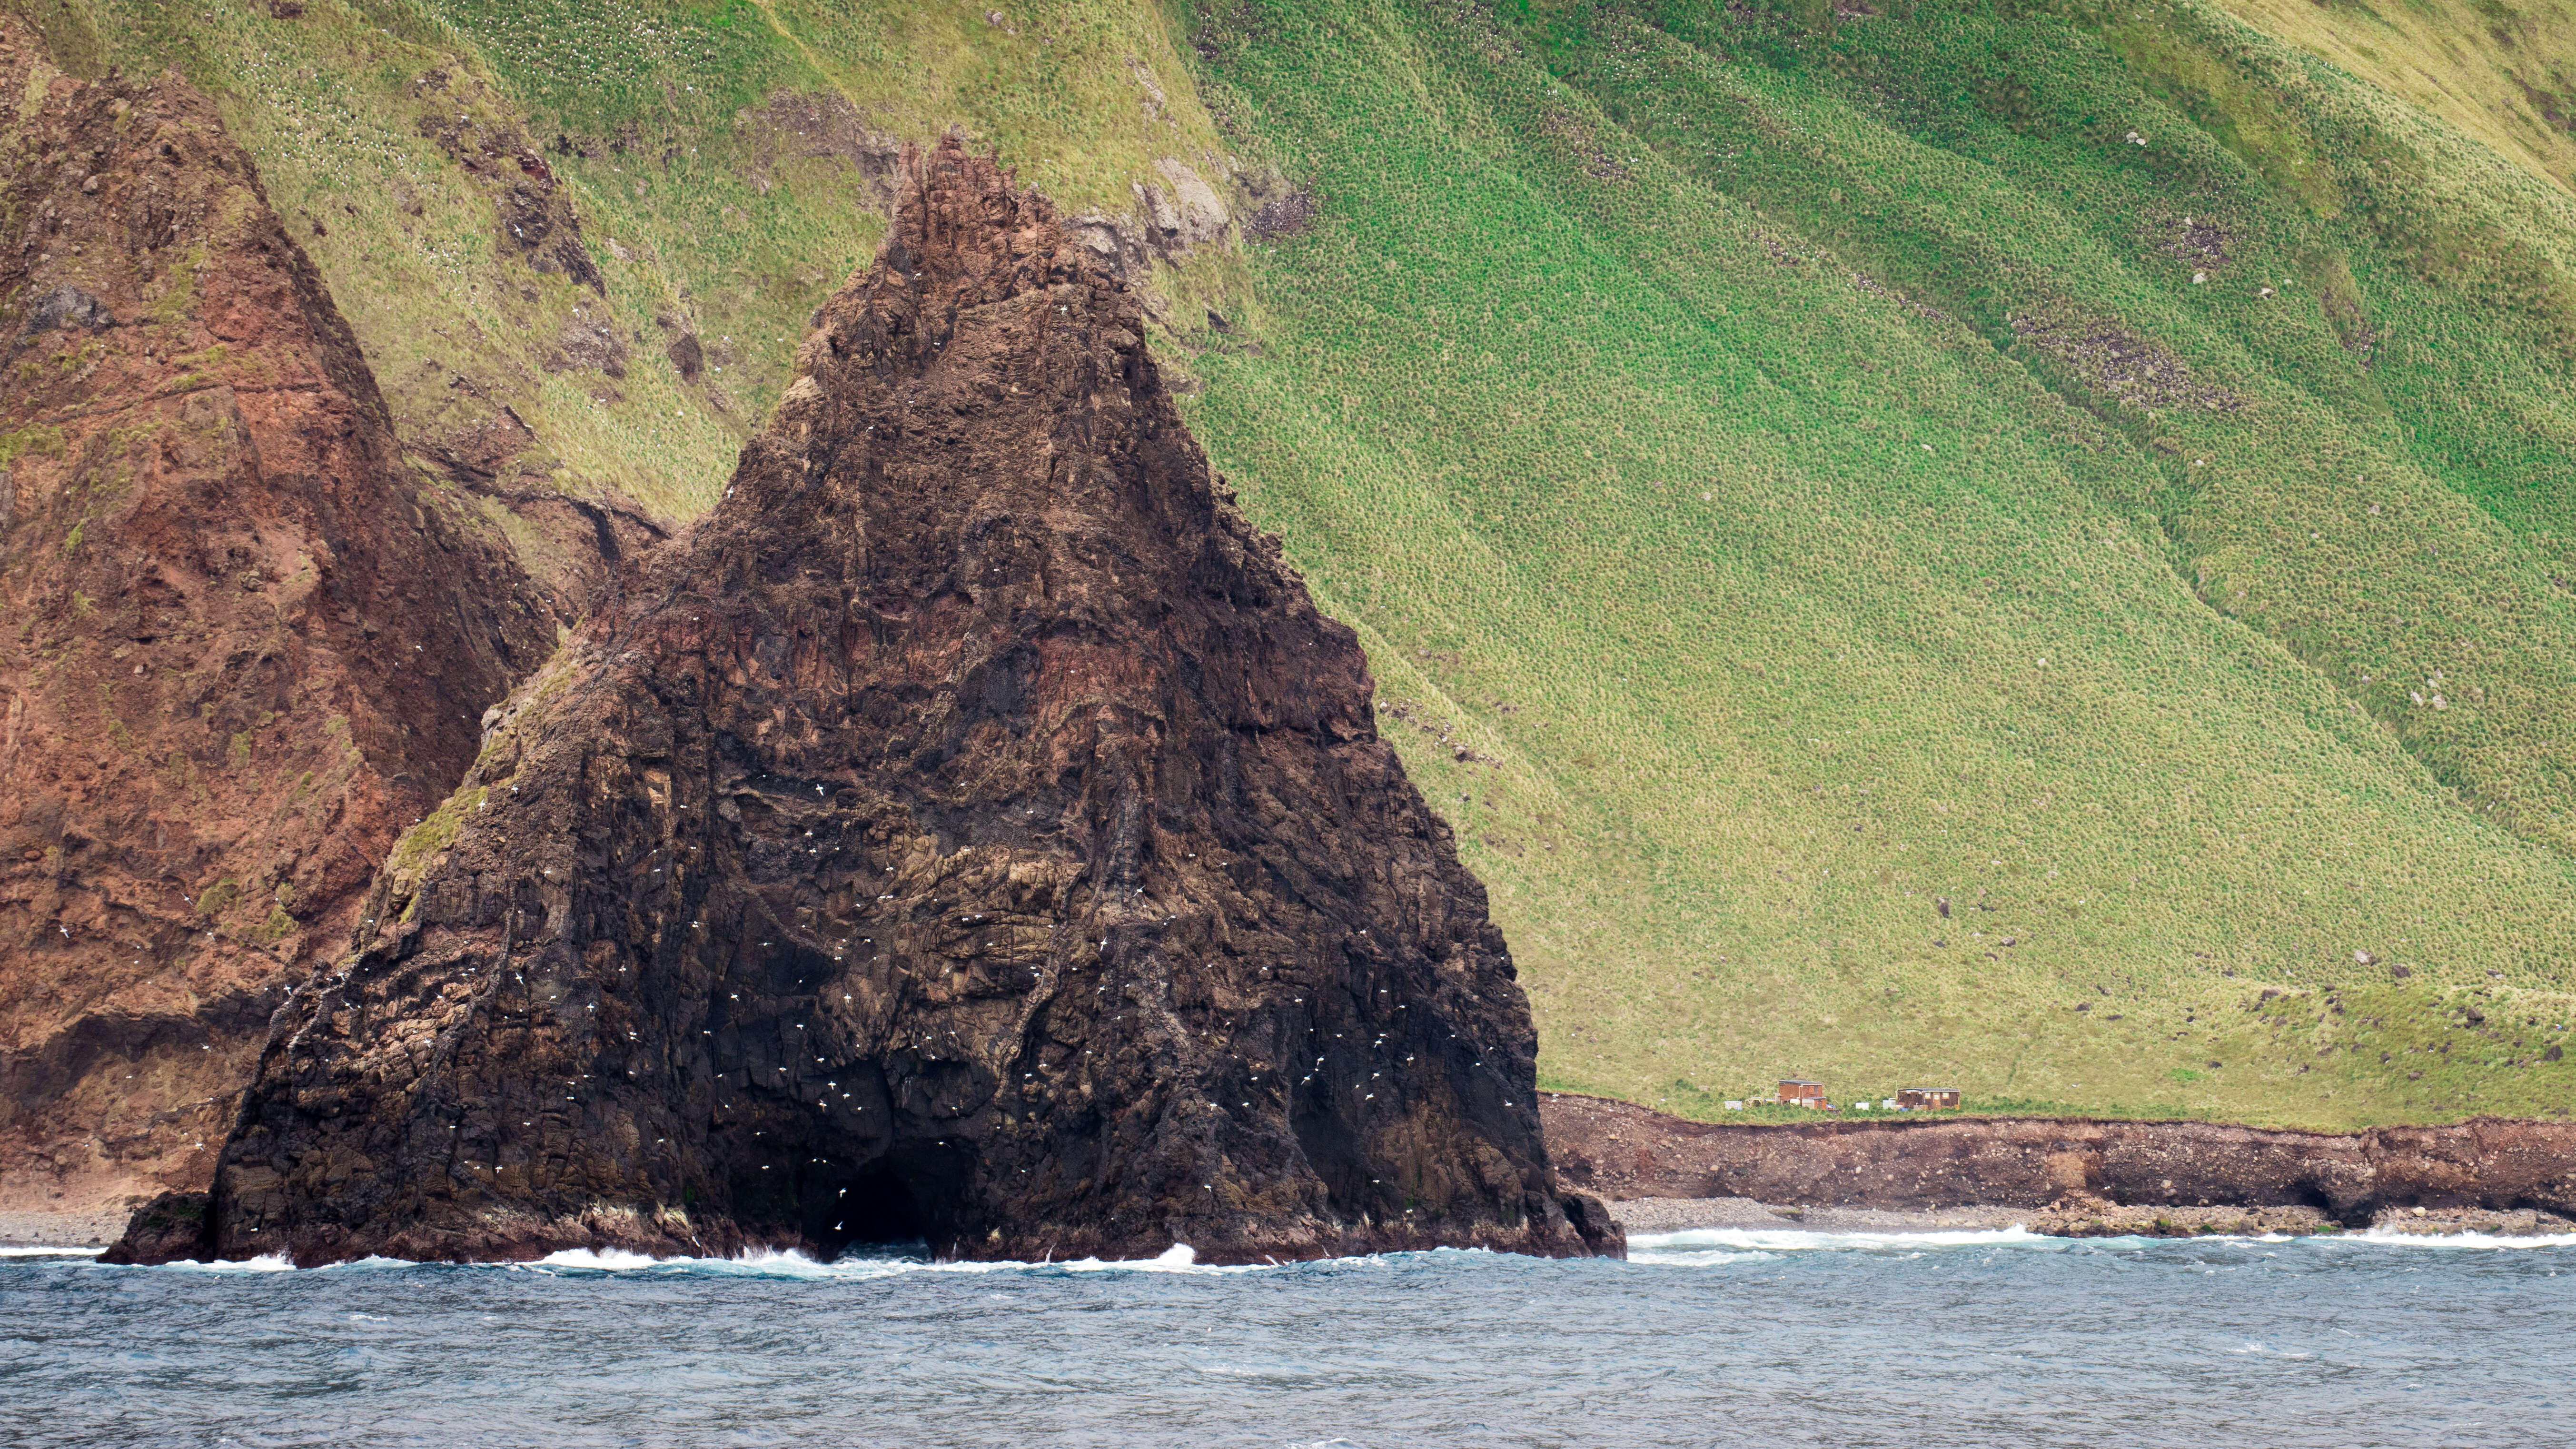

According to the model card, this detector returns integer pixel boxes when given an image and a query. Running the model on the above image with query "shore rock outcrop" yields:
[117,139,1618,1267]
[1543,1092,2576,1221]
[0,26,558,1216]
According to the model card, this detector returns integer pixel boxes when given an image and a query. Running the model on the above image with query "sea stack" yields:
[116,139,1620,1266]
[0,22,557,1217]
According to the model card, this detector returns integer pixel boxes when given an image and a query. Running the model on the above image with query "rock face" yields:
[0,27,558,1216]
[1543,1092,2576,1221]
[122,139,1619,1267]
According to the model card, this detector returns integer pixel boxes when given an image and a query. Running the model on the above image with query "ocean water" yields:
[2,1229,2570,1447]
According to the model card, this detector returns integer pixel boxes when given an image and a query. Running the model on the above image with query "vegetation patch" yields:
[387,785,485,880]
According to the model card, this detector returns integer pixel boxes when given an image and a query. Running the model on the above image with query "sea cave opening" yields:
[789,1138,980,1261]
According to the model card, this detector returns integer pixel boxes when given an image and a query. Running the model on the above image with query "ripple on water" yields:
[4,1232,2569,1447]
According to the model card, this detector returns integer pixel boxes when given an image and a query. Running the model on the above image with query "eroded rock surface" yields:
[122,139,1617,1267]
[1544,1092,2576,1223]
[0,26,558,1215]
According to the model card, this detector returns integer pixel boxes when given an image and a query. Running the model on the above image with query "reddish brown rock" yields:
[0,26,559,1218]
[1542,1092,2576,1220]
[124,139,1618,1267]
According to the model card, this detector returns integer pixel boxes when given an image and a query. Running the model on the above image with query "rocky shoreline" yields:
[1543,1092,2576,1236]
[31,1191,2569,1258]
[1606,1194,2573,1239]
[49,1081,2576,1252]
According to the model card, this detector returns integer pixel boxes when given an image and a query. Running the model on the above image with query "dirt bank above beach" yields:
[1543,1093,2576,1231]
[1606,1194,2574,1238]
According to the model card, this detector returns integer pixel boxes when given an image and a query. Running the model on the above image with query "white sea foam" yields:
[501,1238,1280,1280]
[523,1246,877,1278]
[2347,1229,2576,1250]
[1629,1226,2054,1259]
[150,1253,295,1272]
[1054,1242,1258,1274]
[1620,1247,1776,1267]
[534,1247,670,1271]
[491,1228,2554,1278]
[0,1244,103,1257]
[1625,1224,2576,1259]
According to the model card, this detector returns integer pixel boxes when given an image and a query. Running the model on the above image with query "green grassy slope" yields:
[1165,0,2576,1126]
[15,0,2575,1129]
[2215,0,2576,200]
[19,0,1231,518]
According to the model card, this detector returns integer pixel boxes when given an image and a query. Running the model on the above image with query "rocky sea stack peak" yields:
[112,137,1619,1266]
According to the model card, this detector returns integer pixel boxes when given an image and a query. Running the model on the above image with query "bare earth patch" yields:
[2146,212,2233,270]
[2011,310,2243,413]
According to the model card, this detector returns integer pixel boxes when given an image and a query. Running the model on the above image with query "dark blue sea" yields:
[3,1227,2570,1447]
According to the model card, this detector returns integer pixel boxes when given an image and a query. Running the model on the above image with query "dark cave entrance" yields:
[792,1139,976,1261]
[800,1159,929,1259]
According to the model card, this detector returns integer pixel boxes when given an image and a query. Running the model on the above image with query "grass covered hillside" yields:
[1166,0,2576,1128]
[2215,0,2576,199]
[12,0,2576,1131]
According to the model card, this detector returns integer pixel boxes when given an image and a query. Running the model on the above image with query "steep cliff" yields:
[119,139,1618,1267]
[0,24,559,1216]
